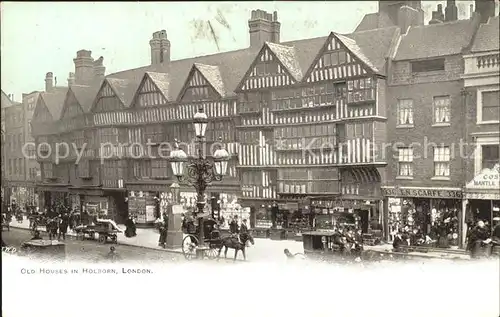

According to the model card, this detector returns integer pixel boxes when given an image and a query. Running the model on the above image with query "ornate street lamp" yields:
[169,105,230,258]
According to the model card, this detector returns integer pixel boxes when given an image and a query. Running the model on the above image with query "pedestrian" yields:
[106,246,121,262]
[124,216,137,238]
[58,213,69,240]
[158,220,168,248]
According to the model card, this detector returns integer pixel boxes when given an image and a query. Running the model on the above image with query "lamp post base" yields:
[195,245,209,259]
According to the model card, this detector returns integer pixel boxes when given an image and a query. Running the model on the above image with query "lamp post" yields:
[169,106,230,259]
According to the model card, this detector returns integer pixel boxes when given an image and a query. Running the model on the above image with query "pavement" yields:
[6,217,304,262]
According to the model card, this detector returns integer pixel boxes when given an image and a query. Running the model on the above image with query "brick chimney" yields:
[429,4,445,24]
[93,56,106,81]
[67,72,75,86]
[73,50,94,85]
[150,30,170,65]
[45,72,54,92]
[475,0,495,23]
[248,9,281,49]
[445,0,458,22]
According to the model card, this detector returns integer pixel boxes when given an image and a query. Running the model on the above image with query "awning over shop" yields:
[465,164,499,200]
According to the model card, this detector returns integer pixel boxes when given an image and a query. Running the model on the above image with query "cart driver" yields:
[332,227,347,253]
[229,215,241,244]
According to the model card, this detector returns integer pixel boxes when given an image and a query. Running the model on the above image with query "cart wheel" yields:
[182,235,198,260]
[98,234,106,244]
[204,247,219,260]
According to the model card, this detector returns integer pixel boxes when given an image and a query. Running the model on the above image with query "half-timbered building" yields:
[235,24,400,231]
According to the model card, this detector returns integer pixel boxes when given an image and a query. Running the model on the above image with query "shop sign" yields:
[381,187,463,199]
[464,192,500,200]
[466,164,499,190]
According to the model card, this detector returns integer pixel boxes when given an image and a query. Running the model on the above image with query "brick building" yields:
[1,90,15,204]
[381,1,497,245]
[462,14,499,245]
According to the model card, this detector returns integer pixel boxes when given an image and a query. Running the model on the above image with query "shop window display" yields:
[387,198,460,247]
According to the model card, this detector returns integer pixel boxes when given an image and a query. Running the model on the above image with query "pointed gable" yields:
[71,83,101,113]
[178,65,221,102]
[236,43,299,92]
[131,72,169,107]
[32,95,54,124]
[305,32,380,84]
[195,64,226,97]
[91,79,131,112]
[60,89,84,120]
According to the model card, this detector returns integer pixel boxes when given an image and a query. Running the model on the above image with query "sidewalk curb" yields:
[8,224,185,256]
[8,224,247,261]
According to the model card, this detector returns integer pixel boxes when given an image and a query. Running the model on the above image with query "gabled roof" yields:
[107,48,256,101]
[1,90,13,109]
[193,63,226,97]
[145,72,170,101]
[266,42,303,81]
[471,16,499,53]
[107,26,399,100]
[336,33,379,73]
[394,19,477,61]
[71,83,102,113]
[355,12,395,32]
[106,78,137,107]
[345,26,399,74]
[39,87,68,121]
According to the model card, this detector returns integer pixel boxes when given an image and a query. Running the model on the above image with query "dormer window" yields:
[411,58,445,73]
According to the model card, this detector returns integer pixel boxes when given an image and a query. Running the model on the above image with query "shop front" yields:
[37,184,69,212]
[463,164,500,246]
[382,187,463,247]
[127,191,158,227]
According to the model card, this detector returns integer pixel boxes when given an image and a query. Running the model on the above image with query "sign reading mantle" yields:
[464,164,500,200]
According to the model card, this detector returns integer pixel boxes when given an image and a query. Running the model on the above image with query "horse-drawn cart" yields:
[75,219,122,244]
[182,218,222,260]
[182,218,254,261]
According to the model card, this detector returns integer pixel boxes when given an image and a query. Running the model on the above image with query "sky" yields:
[0,1,487,101]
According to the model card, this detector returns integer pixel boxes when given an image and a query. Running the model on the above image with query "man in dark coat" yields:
[467,220,491,258]
[229,215,239,235]
[58,213,69,240]
[158,215,168,248]
[491,217,500,244]
[124,216,137,238]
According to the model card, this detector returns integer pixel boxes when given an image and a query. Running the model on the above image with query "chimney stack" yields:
[445,0,458,22]
[150,30,170,65]
[73,50,94,85]
[475,0,495,23]
[429,4,445,24]
[93,56,106,81]
[67,72,75,86]
[45,72,54,92]
[248,9,281,49]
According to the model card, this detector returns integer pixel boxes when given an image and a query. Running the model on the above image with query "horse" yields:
[218,233,255,261]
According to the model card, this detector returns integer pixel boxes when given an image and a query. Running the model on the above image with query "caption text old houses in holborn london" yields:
[29,1,499,245]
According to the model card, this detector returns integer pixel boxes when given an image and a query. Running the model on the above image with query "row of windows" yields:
[5,133,24,151]
[397,96,454,126]
[397,145,500,177]
[278,168,338,180]
[8,158,25,176]
[274,123,336,139]
[271,84,347,111]
[278,181,339,194]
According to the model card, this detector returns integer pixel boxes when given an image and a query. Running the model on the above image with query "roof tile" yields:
[194,64,226,97]
[40,87,68,121]
[394,19,476,61]
[471,16,499,53]
[71,83,102,113]
[145,72,171,101]
[266,42,303,81]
